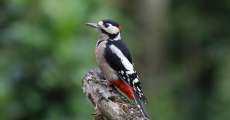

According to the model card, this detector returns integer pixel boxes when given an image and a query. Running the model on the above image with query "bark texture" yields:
[82,68,146,120]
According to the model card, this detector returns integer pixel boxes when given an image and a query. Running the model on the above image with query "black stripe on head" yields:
[102,19,119,28]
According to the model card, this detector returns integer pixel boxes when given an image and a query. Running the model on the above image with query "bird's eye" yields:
[103,23,109,28]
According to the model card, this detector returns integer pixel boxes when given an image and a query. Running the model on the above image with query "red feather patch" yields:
[111,80,134,99]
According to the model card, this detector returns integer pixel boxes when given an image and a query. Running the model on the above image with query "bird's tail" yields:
[133,86,150,120]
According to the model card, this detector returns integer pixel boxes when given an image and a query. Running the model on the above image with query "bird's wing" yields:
[104,40,146,101]
[104,40,134,84]
[104,40,149,119]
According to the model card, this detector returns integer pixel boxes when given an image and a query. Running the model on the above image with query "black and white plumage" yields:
[86,19,149,119]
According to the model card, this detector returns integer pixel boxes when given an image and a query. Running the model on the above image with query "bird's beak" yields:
[86,23,98,28]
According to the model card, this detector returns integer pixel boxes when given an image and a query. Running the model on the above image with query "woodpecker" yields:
[86,19,149,119]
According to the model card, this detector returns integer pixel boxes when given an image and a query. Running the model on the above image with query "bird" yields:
[86,19,149,119]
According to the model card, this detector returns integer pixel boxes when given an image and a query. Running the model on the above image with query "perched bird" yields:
[86,19,149,119]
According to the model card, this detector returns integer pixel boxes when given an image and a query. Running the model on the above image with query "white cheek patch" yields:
[105,24,119,34]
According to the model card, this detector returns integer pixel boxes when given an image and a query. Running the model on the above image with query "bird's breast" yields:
[95,40,118,80]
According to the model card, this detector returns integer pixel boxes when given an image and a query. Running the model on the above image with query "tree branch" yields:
[82,68,145,120]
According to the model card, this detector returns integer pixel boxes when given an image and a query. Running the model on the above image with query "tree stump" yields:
[82,68,146,120]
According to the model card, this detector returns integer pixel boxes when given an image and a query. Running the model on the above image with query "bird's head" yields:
[86,19,122,40]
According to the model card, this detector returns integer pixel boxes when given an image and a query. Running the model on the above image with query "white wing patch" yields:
[133,78,139,84]
[110,44,135,74]
[105,24,119,34]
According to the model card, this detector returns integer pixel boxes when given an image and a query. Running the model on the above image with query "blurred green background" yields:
[0,0,230,120]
